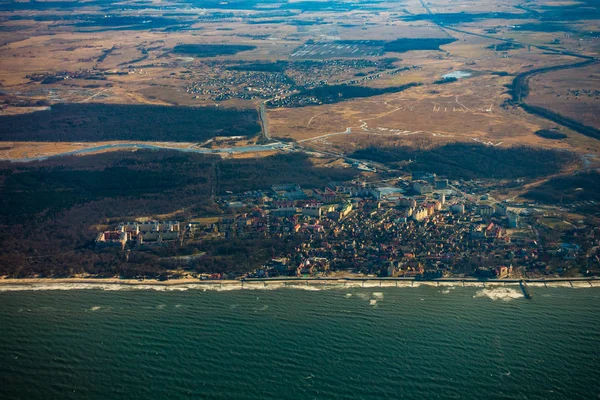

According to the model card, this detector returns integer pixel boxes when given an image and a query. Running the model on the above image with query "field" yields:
[268,67,599,156]
[0,0,598,163]
[538,217,575,231]
[527,64,600,130]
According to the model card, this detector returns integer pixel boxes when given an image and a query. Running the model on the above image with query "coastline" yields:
[0,276,597,291]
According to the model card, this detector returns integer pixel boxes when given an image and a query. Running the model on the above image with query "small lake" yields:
[442,70,472,79]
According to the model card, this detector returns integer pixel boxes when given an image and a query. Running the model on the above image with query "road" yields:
[78,88,111,103]
[1,142,291,163]
[297,128,351,143]
[259,103,270,140]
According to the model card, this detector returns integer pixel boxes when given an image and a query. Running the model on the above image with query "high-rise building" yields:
[507,212,519,228]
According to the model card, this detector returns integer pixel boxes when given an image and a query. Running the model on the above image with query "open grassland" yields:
[268,69,600,156]
[527,64,600,130]
[0,0,598,161]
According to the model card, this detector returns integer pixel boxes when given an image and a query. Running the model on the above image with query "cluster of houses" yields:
[94,174,599,279]
[96,221,180,249]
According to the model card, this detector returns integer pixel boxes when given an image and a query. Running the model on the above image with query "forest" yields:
[400,12,531,23]
[225,61,288,72]
[534,129,567,140]
[0,151,355,278]
[268,82,421,107]
[172,44,257,57]
[383,38,457,53]
[0,103,261,142]
[351,143,579,180]
[524,171,600,205]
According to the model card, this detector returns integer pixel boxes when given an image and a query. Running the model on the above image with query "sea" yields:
[0,283,599,400]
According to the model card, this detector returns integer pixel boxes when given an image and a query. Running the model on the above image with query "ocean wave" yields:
[356,293,370,301]
[361,281,382,288]
[0,281,597,293]
[572,282,595,289]
[372,292,384,300]
[440,286,456,294]
[473,288,523,302]
[369,299,377,306]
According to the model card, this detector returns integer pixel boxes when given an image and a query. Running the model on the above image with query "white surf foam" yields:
[362,281,381,288]
[440,286,456,294]
[437,282,457,287]
[0,280,596,293]
[372,292,384,300]
[473,287,523,302]
[356,293,370,301]
[526,282,546,288]
[571,282,594,289]
[369,299,377,306]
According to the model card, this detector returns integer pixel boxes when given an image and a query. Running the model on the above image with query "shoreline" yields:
[0,276,597,290]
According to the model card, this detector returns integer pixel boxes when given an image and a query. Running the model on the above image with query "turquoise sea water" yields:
[0,285,599,399]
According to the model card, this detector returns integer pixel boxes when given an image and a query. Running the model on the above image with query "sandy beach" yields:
[0,276,596,291]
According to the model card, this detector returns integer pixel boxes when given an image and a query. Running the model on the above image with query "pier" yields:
[519,280,533,299]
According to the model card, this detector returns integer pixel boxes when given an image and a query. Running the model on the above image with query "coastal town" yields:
[96,172,600,282]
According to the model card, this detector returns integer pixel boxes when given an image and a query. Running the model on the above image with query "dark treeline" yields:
[433,77,457,85]
[487,42,524,51]
[0,151,355,278]
[511,22,574,32]
[351,143,579,180]
[73,15,189,30]
[272,83,421,107]
[400,12,532,23]
[8,13,194,32]
[0,0,114,11]
[508,60,596,103]
[279,1,385,11]
[510,59,597,102]
[400,5,598,24]
[520,103,600,140]
[0,151,353,222]
[0,103,261,142]
[246,19,287,24]
[97,46,116,63]
[172,44,257,57]
[383,38,456,53]
[525,171,600,205]
[225,61,288,72]
[507,59,600,140]
[534,129,567,140]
